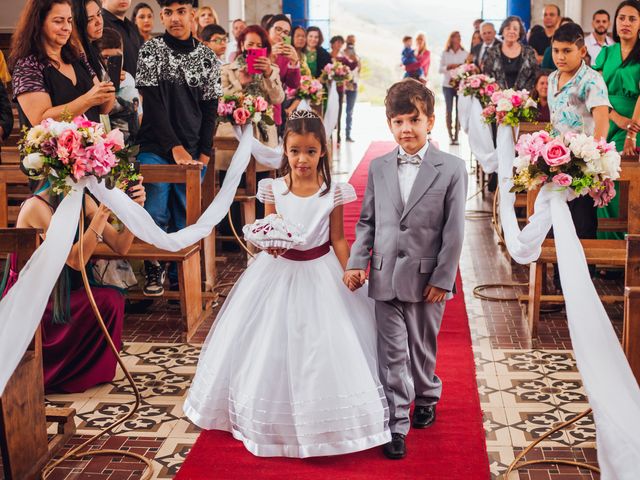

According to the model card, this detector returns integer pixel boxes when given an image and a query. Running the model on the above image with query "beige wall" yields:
[530,0,620,34]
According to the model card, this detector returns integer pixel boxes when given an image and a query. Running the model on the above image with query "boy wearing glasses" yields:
[201,24,228,63]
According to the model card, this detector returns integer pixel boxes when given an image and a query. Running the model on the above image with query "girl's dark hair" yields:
[613,0,640,65]
[306,26,324,46]
[266,14,291,32]
[499,15,527,42]
[73,0,104,75]
[237,24,271,56]
[531,70,549,101]
[131,2,153,22]
[281,112,331,197]
[10,0,82,71]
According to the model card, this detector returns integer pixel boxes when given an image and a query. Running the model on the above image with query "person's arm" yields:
[593,106,610,142]
[346,168,375,273]
[623,97,640,156]
[137,85,187,159]
[427,160,468,295]
[330,205,350,270]
[438,51,448,74]
[197,98,218,165]
[0,82,12,142]
[421,50,431,76]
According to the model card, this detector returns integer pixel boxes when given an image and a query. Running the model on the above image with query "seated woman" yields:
[2,177,146,393]
[221,24,285,147]
[531,71,550,122]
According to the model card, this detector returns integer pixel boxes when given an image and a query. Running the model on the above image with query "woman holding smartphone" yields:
[221,24,284,146]
[266,14,301,129]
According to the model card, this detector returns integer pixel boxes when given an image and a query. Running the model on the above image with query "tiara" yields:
[288,109,321,121]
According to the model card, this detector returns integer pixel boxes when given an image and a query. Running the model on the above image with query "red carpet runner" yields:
[176,142,490,479]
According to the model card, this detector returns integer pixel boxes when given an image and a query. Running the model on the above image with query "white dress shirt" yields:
[439,48,470,87]
[397,142,429,205]
[585,33,614,66]
[479,40,497,64]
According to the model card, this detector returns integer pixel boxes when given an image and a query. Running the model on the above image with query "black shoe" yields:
[143,261,166,297]
[383,433,406,459]
[346,136,355,143]
[412,405,436,429]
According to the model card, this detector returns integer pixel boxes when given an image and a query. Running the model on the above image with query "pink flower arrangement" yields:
[449,63,479,89]
[295,75,325,105]
[19,115,139,195]
[511,131,621,207]
[217,93,275,130]
[320,60,353,85]
[482,88,538,126]
[232,107,251,125]
[459,73,499,106]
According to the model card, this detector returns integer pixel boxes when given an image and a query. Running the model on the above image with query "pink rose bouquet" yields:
[449,63,479,90]
[481,88,538,126]
[295,75,325,105]
[19,115,139,195]
[511,131,621,206]
[458,73,499,106]
[320,60,353,86]
[217,93,275,141]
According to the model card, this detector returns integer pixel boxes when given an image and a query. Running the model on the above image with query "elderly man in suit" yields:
[470,21,501,68]
[344,79,467,460]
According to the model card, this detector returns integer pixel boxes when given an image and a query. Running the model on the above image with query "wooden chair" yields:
[0,164,213,341]
[0,228,76,480]
[523,162,640,337]
[624,234,640,384]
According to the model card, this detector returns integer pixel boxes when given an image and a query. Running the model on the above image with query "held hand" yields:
[265,247,287,258]
[198,153,210,166]
[253,57,273,77]
[283,44,299,64]
[127,176,146,207]
[238,69,253,86]
[85,81,116,107]
[629,120,640,134]
[343,269,366,291]
[423,285,448,303]
[172,146,202,166]
[93,203,112,223]
[624,137,638,157]
[612,112,633,132]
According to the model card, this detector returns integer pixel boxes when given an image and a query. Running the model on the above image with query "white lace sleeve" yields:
[257,178,275,204]
[334,182,357,207]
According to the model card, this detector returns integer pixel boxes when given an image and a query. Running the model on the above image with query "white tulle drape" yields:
[467,97,498,173]
[323,81,339,139]
[495,124,640,479]
[458,94,472,135]
[0,126,258,396]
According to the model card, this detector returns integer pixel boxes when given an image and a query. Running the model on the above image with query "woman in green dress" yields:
[304,26,331,78]
[593,0,640,239]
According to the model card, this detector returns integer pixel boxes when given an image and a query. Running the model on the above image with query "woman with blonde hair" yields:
[195,5,218,39]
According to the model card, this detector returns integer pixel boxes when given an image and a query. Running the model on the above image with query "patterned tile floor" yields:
[2,105,616,479]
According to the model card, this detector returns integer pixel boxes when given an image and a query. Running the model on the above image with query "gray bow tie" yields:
[398,153,422,166]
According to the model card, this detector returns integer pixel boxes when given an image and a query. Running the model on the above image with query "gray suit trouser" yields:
[375,298,445,435]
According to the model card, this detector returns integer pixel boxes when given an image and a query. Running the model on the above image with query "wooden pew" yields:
[0,164,212,341]
[624,234,640,383]
[0,228,76,480]
[524,162,640,337]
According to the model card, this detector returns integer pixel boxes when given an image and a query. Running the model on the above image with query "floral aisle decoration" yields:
[449,63,479,90]
[320,60,353,86]
[286,75,324,105]
[482,89,538,127]
[20,115,139,195]
[511,131,621,207]
[217,93,275,142]
[458,73,499,107]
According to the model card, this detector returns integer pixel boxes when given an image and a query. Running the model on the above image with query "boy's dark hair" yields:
[98,27,123,51]
[385,79,435,119]
[156,0,194,7]
[330,35,344,46]
[593,9,610,19]
[402,35,412,43]
[200,24,226,42]
[551,22,585,47]
[281,110,331,197]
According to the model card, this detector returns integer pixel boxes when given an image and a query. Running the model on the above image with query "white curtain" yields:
[323,81,339,140]
[0,126,258,396]
[495,124,640,479]
[458,94,472,135]
[467,97,498,173]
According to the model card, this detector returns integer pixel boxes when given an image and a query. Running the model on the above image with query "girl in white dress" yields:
[183,110,390,458]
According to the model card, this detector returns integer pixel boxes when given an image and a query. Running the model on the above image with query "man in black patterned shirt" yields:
[135,0,221,296]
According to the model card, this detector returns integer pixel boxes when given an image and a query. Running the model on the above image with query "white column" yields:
[228,0,245,24]
[564,0,582,24]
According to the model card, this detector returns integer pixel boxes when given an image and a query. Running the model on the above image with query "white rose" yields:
[26,125,47,146]
[23,152,45,171]
[496,98,513,112]
[513,154,531,172]
[601,150,621,180]
[48,121,77,137]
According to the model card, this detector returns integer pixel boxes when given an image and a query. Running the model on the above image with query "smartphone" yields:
[106,54,123,91]
[283,35,291,46]
[126,161,140,197]
[246,48,268,74]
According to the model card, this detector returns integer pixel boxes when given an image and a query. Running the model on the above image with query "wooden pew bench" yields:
[0,164,212,341]
[0,228,76,480]
[522,161,640,337]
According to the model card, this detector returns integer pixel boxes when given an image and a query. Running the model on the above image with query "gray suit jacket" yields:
[347,144,468,302]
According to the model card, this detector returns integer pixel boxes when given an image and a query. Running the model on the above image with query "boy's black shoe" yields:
[412,405,436,429]
[383,433,406,459]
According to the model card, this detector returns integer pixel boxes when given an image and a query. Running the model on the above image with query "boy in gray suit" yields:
[343,79,467,459]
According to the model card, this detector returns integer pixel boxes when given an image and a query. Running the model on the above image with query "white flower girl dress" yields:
[183,177,390,457]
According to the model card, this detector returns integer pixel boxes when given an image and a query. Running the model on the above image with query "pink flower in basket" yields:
[542,139,571,166]
[469,77,482,89]
[485,83,497,95]
[511,94,523,107]
[491,91,502,104]
[482,104,496,117]
[86,142,117,177]
[552,173,572,187]
[254,96,269,112]
[233,107,251,125]
[105,129,125,152]
[56,129,83,165]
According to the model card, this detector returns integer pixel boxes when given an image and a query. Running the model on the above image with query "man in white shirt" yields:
[585,9,614,65]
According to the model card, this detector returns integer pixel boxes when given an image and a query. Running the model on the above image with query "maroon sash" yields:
[282,241,331,261]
